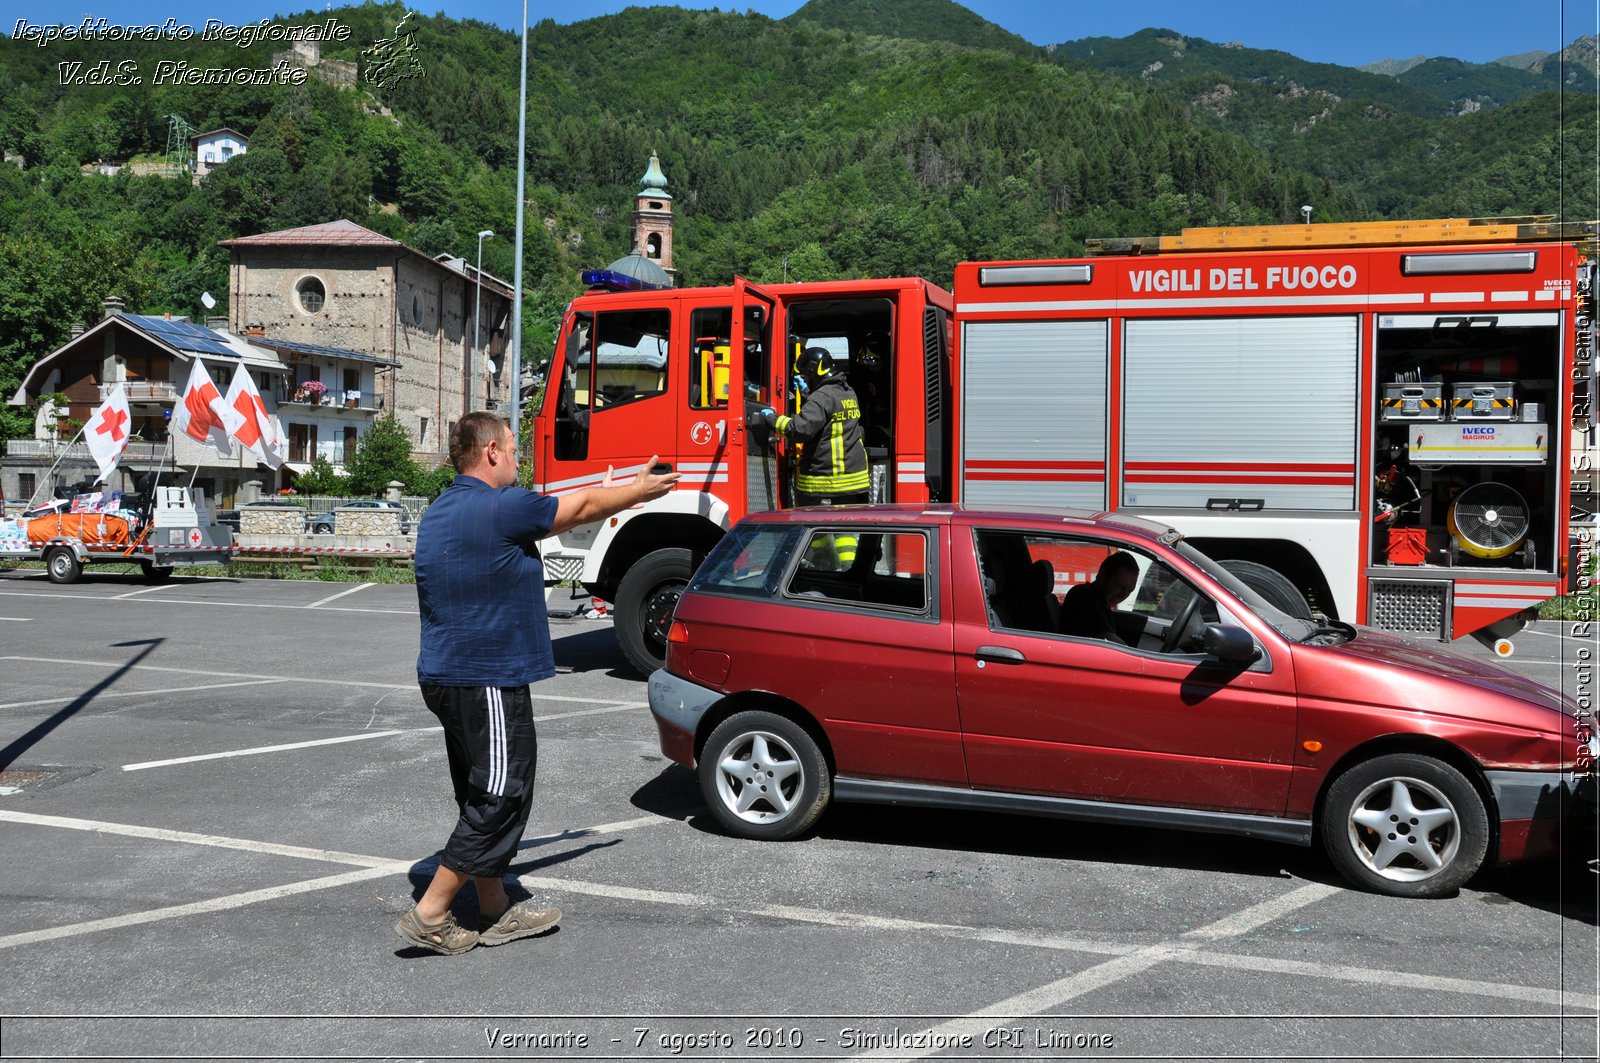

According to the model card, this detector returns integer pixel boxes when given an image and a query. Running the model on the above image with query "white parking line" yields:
[111,585,172,600]
[0,678,287,711]
[0,810,401,867]
[0,657,640,705]
[0,588,413,615]
[0,616,29,621]
[0,810,1590,1012]
[0,810,675,951]
[848,883,1340,1059]
[306,583,374,609]
[122,729,409,771]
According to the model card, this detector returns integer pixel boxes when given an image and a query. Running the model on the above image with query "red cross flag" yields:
[172,358,245,457]
[83,383,132,483]
[224,366,285,470]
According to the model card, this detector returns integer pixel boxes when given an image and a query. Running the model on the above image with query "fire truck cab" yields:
[532,270,953,674]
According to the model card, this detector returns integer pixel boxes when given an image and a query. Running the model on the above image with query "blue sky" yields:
[4,0,1596,69]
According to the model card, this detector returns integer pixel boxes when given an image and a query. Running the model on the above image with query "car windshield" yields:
[1173,540,1319,643]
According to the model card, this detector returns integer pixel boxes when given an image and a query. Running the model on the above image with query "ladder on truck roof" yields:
[1088,216,1600,255]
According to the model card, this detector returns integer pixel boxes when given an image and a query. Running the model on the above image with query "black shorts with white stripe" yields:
[420,683,539,878]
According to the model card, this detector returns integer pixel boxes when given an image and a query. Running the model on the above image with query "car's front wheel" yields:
[1321,753,1488,898]
[699,710,831,841]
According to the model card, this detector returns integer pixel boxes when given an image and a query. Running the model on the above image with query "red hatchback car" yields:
[648,506,1596,898]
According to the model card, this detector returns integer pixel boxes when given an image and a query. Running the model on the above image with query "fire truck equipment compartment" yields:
[1449,381,1516,420]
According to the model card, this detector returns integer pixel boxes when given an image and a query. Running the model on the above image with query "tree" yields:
[344,415,421,496]
[292,455,347,496]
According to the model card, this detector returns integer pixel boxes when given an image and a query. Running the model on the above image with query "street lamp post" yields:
[510,0,528,447]
[474,228,493,410]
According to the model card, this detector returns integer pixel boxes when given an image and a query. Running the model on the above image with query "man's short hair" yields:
[450,411,510,473]
[1099,551,1139,579]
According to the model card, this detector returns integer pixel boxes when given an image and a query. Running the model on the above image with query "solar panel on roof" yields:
[128,315,239,357]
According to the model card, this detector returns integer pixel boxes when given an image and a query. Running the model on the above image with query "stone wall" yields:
[240,505,307,535]
[334,508,403,536]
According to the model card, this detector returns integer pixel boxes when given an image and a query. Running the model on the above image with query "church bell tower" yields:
[630,152,675,279]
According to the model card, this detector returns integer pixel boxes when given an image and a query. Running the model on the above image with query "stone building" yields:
[220,220,514,464]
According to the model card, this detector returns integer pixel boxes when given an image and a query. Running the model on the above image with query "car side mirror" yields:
[1201,624,1260,663]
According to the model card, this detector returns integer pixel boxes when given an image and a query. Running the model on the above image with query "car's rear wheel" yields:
[614,547,693,676]
[699,710,831,841]
[1321,753,1488,898]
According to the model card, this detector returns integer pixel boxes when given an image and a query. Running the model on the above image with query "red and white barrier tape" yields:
[234,546,416,556]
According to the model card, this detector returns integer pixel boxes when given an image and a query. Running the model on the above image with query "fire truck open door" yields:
[728,277,778,517]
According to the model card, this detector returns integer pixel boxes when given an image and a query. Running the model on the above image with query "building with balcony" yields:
[4,300,382,506]
[242,333,399,472]
[219,219,514,465]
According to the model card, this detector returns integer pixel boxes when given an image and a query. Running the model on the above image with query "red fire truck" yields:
[531,218,1596,674]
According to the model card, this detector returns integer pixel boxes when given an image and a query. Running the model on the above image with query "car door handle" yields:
[975,645,1025,663]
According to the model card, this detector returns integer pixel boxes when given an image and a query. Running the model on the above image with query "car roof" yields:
[738,504,1177,545]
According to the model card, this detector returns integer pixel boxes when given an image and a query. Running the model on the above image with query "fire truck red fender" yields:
[557,487,732,587]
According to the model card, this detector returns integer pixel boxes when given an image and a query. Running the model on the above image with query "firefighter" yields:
[754,346,869,568]
[755,347,870,505]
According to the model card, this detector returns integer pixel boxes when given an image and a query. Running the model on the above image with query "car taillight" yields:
[667,621,689,644]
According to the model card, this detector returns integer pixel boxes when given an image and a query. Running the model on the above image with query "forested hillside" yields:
[0,0,1596,441]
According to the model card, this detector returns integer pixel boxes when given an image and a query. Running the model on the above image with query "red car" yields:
[648,505,1596,898]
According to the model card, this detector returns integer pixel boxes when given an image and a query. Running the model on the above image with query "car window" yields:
[976,529,1227,656]
[691,523,804,599]
[785,529,930,612]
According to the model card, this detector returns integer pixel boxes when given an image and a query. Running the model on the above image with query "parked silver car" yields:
[310,499,411,534]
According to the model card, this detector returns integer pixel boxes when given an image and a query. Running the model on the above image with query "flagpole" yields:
[24,424,89,509]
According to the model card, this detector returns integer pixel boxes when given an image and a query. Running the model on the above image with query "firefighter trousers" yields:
[421,683,539,878]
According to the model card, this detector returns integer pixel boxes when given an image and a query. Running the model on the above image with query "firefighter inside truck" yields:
[781,298,895,504]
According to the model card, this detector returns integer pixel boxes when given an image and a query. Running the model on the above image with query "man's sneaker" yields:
[479,902,562,946]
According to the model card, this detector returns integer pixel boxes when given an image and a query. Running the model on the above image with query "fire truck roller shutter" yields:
[960,320,1109,509]
[1122,317,1359,511]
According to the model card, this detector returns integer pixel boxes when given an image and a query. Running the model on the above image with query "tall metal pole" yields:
[474,228,493,411]
[509,0,528,448]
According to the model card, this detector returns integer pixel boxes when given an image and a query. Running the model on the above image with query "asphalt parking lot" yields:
[0,565,1595,1062]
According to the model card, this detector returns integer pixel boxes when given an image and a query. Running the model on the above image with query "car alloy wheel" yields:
[699,710,831,841]
[1322,753,1488,898]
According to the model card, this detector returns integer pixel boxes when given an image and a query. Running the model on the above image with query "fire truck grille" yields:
[1368,579,1451,641]
[543,556,583,583]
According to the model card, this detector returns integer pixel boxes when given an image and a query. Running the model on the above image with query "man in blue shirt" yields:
[396,412,678,954]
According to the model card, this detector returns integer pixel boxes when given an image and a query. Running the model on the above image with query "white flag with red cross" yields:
[224,367,285,470]
[83,383,132,483]
[172,358,244,457]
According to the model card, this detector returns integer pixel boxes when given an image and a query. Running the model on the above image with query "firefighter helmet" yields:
[796,346,842,383]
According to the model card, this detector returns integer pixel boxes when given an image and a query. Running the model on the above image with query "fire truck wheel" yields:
[1321,753,1488,898]
[1218,559,1311,618]
[699,710,831,841]
[44,547,82,585]
[140,562,174,583]
[615,547,693,676]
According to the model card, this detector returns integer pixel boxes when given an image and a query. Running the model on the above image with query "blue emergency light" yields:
[581,268,669,292]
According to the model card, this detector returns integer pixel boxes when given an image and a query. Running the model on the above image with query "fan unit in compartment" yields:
[1447,482,1529,559]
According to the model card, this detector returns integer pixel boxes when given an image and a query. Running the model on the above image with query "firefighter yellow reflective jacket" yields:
[772,378,869,495]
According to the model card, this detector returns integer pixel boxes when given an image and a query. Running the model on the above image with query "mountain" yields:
[785,0,1036,57]
[1492,50,1549,71]
[1359,56,1429,77]
[1054,28,1450,117]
